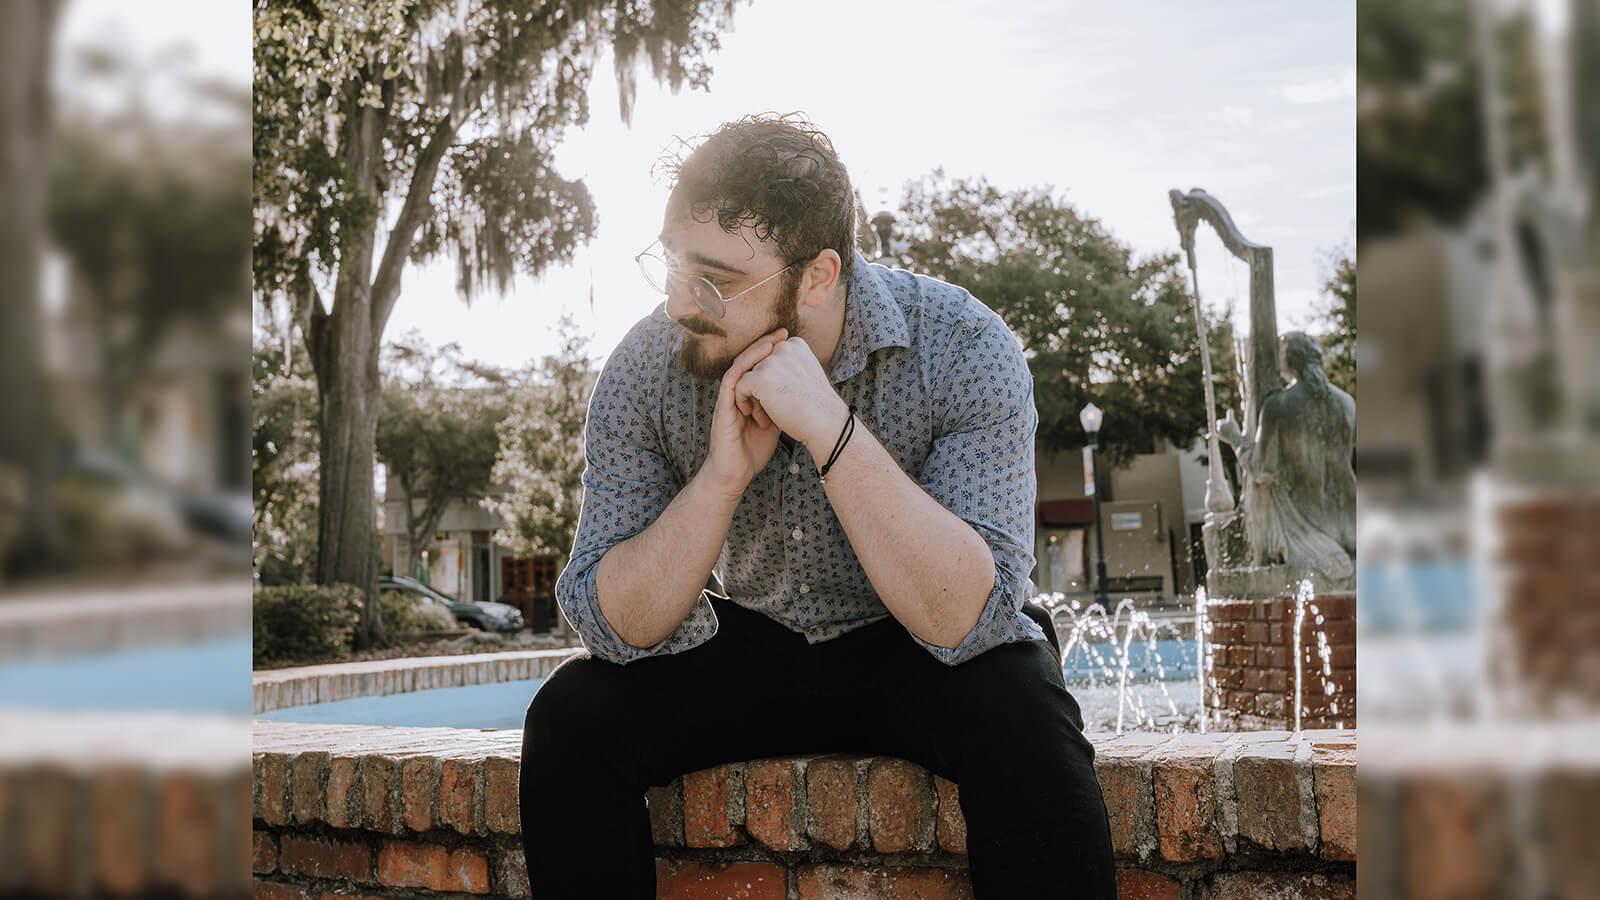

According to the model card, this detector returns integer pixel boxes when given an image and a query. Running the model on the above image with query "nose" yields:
[663,282,701,324]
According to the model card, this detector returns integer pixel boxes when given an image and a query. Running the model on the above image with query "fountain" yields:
[1164,188,1359,731]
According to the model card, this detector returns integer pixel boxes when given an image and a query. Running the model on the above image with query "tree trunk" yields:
[0,0,66,576]
[310,92,386,649]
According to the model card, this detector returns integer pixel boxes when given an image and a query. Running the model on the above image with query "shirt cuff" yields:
[557,559,720,665]
[905,560,1047,666]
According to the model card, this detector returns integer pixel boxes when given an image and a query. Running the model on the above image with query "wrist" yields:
[689,467,747,512]
[800,394,853,456]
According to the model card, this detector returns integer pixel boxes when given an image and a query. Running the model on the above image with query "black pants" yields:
[519,596,1116,898]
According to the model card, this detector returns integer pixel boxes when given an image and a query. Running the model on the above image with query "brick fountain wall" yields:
[1205,594,1356,730]
[1490,489,1600,715]
[252,721,1356,899]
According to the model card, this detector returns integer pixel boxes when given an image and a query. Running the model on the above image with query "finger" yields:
[718,334,783,416]
[752,400,773,430]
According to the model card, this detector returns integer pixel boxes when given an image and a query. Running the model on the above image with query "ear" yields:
[799,249,842,306]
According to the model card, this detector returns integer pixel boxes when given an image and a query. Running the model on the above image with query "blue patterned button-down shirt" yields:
[555,252,1047,666]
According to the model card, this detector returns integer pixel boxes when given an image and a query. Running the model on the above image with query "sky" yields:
[388,0,1356,369]
[63,0,1354,372]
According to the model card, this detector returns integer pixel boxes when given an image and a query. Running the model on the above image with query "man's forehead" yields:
[659,209,780,270]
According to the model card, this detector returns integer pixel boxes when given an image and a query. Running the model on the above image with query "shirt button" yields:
[799,583,810,594]
[788,463,800,475]
[792,527,804,541]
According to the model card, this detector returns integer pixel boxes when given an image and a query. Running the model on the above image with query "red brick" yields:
[1234,742,1310,853]
[1117,869,1181,900]
[796,865,973,900]
[258,754,292,826]
[1203,871,1354,899]
[655,860,787,900]
[1399,778,1509,899]
[160,771,220,896]
[744,759,803,851]
[1243,622,1269,643]
[439,758,479,835]
[252,833,278,875]
[325,756,359,828]
[1152,755,1223,861]
[934,776,967,854]
[805,756,860,851]
[400,757,438,833]
[1312,746,1355,861]
[357,755,399,833]
[647,782,684,847]
[483,756,519,834]
[91,766,149,894]
[1269,623,1286,644]
[254,880,311,900]
[290,752,329,825]
[683,765,743,848]
[1094,756,1150,860]
[279,834,371,882]
[376,840,489,893]
[867,758,934,853]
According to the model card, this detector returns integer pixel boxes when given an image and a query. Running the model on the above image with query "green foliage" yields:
[486,316,596,558]
[377,335,512,578]
[378,589,459,636]
[891,173,1226,467]
[253,583,364,665]
[48,45,251,399]
[1358,0,1548,242]
[253,314,320,585]
[1319,246,1357,398]
[252,0,739,306]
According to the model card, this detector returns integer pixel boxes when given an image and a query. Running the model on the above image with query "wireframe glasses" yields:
[635,240,797,321]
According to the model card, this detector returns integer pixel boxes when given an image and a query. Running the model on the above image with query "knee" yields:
[522,655,612,756]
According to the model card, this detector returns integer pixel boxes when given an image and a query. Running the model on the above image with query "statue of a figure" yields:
[1219,331,1356,583]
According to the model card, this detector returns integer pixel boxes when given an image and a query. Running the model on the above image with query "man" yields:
[520,114,1115,897]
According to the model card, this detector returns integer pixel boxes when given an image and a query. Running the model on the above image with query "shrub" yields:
[253,583,363,665]
[379,590,458,637]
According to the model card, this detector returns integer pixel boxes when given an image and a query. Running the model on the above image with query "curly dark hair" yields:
[660,112,858,286]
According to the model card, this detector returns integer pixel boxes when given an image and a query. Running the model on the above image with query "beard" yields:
[678,273,802,381]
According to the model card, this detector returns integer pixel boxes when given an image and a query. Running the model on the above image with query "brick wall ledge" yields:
[253,721,1356,899]
[252,648,583,715]
[0,710,253,898]
[1361,722,1600,898]
[0,580,249,660]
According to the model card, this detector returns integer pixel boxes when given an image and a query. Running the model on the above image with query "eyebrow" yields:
[657,234,748,276]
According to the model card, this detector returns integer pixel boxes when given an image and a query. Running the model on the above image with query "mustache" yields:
[678,318,724,337]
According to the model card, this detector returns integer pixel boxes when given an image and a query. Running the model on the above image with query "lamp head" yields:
[1079,401,1103,437]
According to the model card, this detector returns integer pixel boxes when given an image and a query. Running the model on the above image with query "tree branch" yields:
[371,74,484,336]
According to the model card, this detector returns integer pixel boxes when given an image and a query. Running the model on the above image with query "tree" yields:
[486,316,596,563]
[253,311,320,585]
[49,44,252,450]
[253,0,742,647]
[1358,0,1547,243]
[377,335,510,581]
[1318,246,1356,398]
[890,173,1220,468]
[0,0,66,576]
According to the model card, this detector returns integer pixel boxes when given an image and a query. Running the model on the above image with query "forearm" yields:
[594,470,740,649]
[808,420,995,649]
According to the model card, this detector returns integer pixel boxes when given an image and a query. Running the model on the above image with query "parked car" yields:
[377,575,525,633]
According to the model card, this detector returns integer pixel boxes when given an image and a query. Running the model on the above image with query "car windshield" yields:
[385,577,459,605]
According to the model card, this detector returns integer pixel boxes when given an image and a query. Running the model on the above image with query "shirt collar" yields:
[827,253,912,384]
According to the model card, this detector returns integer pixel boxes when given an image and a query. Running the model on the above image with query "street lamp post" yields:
[1080,402,1110,610]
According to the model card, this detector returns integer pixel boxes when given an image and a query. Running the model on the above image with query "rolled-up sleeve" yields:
[910,316,1047,665]
[553,328,719,665]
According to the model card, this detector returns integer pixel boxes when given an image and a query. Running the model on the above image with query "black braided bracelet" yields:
[818,404,856,484]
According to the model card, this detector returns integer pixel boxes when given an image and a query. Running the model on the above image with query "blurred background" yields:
[0,0,251,896]
[1357,0,1600,896]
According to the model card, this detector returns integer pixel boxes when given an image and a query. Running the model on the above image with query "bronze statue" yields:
[1219,331,1356,582]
